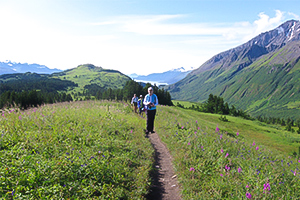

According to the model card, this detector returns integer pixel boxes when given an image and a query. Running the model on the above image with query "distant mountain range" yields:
[0,61,62,75]
[128,67,193,85]
[167,19,300,119]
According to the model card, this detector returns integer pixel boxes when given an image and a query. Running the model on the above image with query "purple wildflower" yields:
[188,142,191,145]
[256,146,259,150]
[189,167,195,171]
[220,149,224,153]
[225,153,229,158]
[246,192,252,199]
[216,126,220,132]
[238,167,242,173]
[237,131,239,136]
[252,142,255,146]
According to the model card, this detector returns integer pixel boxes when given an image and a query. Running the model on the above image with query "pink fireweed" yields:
[237,131,239,136]
[263,183,271,193]
[238,167,242,173]
[189,167,195,171]
[188,142,191,145]
[252,142,255,146]
[256,146,259,150]
[220,149,224,153]
[225,153,229,158]
[220,135,223,139]
[246,192,252,199]
[225,165,230,171]
[216,126,220,132]
[220,174,223,176]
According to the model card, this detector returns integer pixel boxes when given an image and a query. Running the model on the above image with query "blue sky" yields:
[0,0,299,75]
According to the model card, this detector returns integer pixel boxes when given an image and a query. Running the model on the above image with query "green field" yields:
[1,101,300,199]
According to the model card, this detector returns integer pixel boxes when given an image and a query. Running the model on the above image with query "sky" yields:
[0,0,300,75]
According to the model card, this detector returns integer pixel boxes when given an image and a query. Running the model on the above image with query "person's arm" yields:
[154,94,158,106]
[143,95,149,105]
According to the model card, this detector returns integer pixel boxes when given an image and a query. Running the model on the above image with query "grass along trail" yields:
[146,131,182,200]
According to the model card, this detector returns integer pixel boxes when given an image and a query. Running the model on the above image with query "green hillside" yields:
[167,41,300,120]
[0,64,131,95]
[50,64,131,93]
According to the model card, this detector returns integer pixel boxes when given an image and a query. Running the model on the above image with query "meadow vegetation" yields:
[0,101,153,199]
[1,100,300,199]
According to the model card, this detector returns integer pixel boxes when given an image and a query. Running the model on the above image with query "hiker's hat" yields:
[148,87,153,91]
[140,95,143,97]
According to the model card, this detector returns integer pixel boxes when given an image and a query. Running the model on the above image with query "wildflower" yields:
[225,153,229,158]
[216,126,220,132]
[196,120,198,123]
[220,174,223,176]
[189,167,195,171]
[220,135,223,139]
[130,130,133,133]
[19,116,22,120]
[246,185,249,188]
[188,142,191,145]
[256,146,259,150]
[263,183,271,192]
[237,131,239,136]
[225,165,230,171]
[246,192,252,199]
[220,149,224,153]
[252,142,255,146]
[238,167,242,173]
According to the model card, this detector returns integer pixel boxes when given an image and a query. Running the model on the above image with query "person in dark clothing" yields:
[143,87,158,137]
[137,95,144,116]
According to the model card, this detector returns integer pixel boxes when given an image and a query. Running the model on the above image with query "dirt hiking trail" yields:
[145,132,182,200]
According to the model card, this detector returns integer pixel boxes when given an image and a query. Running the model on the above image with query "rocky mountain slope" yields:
[167,20,300,119]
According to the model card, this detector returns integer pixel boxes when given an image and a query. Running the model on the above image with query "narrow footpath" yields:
[145,132,182,200]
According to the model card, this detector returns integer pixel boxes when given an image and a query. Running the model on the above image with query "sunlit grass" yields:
[156,105,300,199]
[0,101,153,199]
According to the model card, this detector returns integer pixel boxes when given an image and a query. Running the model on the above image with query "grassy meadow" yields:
[0,101,153,199]
[1,100,300,199]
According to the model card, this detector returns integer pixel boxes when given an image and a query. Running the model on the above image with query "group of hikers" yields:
[131,87,158,138]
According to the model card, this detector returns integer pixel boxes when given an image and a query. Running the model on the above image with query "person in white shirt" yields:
[131,94,138,113]
[143,87,158,137]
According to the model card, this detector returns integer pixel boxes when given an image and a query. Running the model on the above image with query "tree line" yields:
[84,80,173,106]
[0,80,173,110]
[176,94,252,120]
[0,90,73,110]
[176,93,300,133]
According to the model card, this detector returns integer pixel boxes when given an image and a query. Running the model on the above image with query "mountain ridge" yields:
[0,60,62,75]
[167,19,300,119]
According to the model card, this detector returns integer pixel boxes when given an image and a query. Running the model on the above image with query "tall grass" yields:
[156,106,300,199]
[0,101,153,199]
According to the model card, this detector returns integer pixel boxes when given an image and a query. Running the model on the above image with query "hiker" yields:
[143,87,158,137]
[131,94,138,113]
[137,95,144,116]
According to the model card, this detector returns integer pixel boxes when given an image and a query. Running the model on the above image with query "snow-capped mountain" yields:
[128,67,194,85]
[0,61,62,75]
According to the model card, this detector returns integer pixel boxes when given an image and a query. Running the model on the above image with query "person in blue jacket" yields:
[137,95,144,116]
[143,87,158,137]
